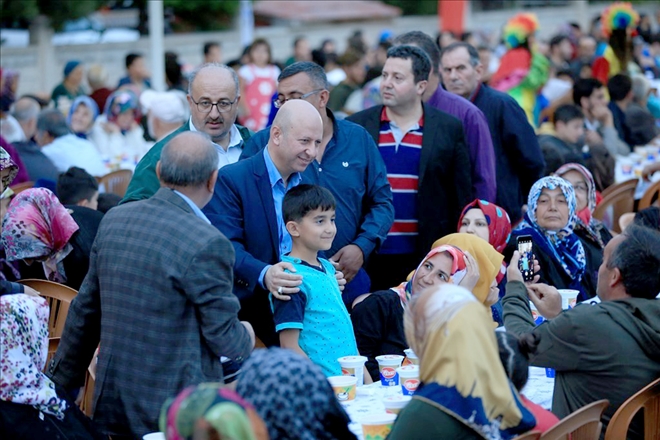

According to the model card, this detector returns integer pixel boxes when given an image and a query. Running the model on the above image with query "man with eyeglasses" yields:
[122,63,252,204]
[240,61,394,310]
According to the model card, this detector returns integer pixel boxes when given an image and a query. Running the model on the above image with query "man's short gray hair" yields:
[278,61,330,90]
[631,74,651,105]
[159,132,219,187]
[36,109,70,138]
[187,63,239,98]
[12,97,40,122]
[440,42,481,68]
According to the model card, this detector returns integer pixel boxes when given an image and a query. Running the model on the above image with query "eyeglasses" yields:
[190,96,238,114]
[273,89,323,108]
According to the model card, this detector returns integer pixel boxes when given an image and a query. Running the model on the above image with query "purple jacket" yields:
[427,87,496,202]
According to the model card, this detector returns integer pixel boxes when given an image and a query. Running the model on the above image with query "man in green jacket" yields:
[122,64,252,203]
[504,225,660,438]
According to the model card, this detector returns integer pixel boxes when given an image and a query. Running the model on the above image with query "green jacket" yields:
[503,281,660,437]
[121,123,252,204]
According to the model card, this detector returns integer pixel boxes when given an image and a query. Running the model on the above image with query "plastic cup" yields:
[402,348,418,366]
[328,375,357,402]
[382,395,412,415]
[375,355,404,387]
[143,434,166,440]
[558,289,579,310]
[338,355,368,386]
[361,413,397,440]
[397,365,420,396]
[529,301,545,326]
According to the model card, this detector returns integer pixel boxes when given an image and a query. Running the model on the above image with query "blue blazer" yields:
[203,152,280,346]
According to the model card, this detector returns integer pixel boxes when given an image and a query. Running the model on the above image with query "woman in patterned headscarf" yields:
[507,176,599,300]
[236,348,356,440]
[388,284,536,439]
[160,382,269,440]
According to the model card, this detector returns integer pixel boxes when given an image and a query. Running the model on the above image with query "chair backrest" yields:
[593,179,638,233]
[19,279,78,372]
[540,399,609,440]
[604,378,660,440]
[513,431,542,440]
[9,180,35,195]
[98,169,133,197]
[638,180,660,211]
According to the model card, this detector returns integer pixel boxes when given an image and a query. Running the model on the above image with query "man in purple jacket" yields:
[392,31,496,203]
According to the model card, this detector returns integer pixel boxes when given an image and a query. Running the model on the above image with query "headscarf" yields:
[433,233,505,304]
[404,285,536,439]
[391,244,467,306]
[63,60,81,79]
[0,146,18,189]
[502,13,539,49]
[1,188,79,283]
[0,294,67,419]
[0,68,19,113]
[514,176,586,296]
[555,163,607,248]
[159,383,268,440]
[67,96,99,138]
[458,200,512,253]
[236,348,357,440]
[104,90,140,129]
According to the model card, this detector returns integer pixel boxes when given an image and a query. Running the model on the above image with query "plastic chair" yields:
[9,180,35,195]
[604,378,660,440]
[97,169,133,197]
[593,179,638,233]
[540,399,609,440]
[513,431,542,440]
[638,180,660,211]
[80,350,98,417]
[18,279,77,371]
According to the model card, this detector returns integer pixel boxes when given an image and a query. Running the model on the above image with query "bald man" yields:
[48,131,254,438]
[122,63,253,203]
[204,100,326,346]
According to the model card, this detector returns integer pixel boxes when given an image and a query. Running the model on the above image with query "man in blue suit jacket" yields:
[204,100,324,346]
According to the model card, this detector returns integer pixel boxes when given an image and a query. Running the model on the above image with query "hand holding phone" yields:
[516,235,535,282]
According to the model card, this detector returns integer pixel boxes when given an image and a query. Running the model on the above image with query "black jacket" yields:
[347,103,473,258]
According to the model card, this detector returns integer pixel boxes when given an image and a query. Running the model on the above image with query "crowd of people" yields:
[1,2,660,440]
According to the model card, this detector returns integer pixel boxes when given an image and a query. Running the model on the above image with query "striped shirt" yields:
[378,107,424,255]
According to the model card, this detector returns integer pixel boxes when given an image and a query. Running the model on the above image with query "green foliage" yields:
[383,0,437,16]
[0,0,104,30]
[164,0,240,31]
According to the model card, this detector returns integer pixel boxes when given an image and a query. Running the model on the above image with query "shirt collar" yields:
[172,189,211,224]
[188,117,243,150]
[263,147,302,188]
[380,105,424,128]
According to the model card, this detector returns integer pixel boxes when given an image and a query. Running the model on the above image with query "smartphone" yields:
[516,235,535,282]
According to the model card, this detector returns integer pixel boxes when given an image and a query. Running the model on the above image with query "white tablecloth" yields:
[614,142,660,198]
[343,367,554,439]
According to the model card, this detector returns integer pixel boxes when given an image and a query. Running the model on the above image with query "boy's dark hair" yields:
[56,166,99,205]
[573,78,603,106]
[283,184,336,223]
[97,193,122,214]
[203,41,220,55]
[607,74,632,102]
[554,104,584,125]
[125,53,142,69]
[496,332,538,391]
[549,34,569,51]
[386,45,431,83]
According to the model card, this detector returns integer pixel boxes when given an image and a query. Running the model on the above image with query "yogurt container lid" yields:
[383,395,412,403]
[361,413,397,425]
[397,365,419,372]
[338,355,368,363]
[376,355,404,362]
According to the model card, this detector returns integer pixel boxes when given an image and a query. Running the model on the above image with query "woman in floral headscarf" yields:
[491,13,549,127]
[388,284,536,440]
[90,89,149,167]
[1,188,101,290]
[352,236,503,381]
[0,293,106,439]
[506,176,600,301]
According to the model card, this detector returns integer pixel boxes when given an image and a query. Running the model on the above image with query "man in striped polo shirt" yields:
[348,45,473,290]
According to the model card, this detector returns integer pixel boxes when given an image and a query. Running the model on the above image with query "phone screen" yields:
[517,235,534,282]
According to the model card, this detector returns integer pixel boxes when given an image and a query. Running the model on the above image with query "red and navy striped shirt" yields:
[377,107,424,255]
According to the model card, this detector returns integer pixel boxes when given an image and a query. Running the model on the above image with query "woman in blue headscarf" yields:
[506,176,600,301]
[67,96,99,139]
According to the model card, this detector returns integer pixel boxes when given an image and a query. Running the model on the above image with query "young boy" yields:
[56,166,99,209]
[272,184,363,378]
